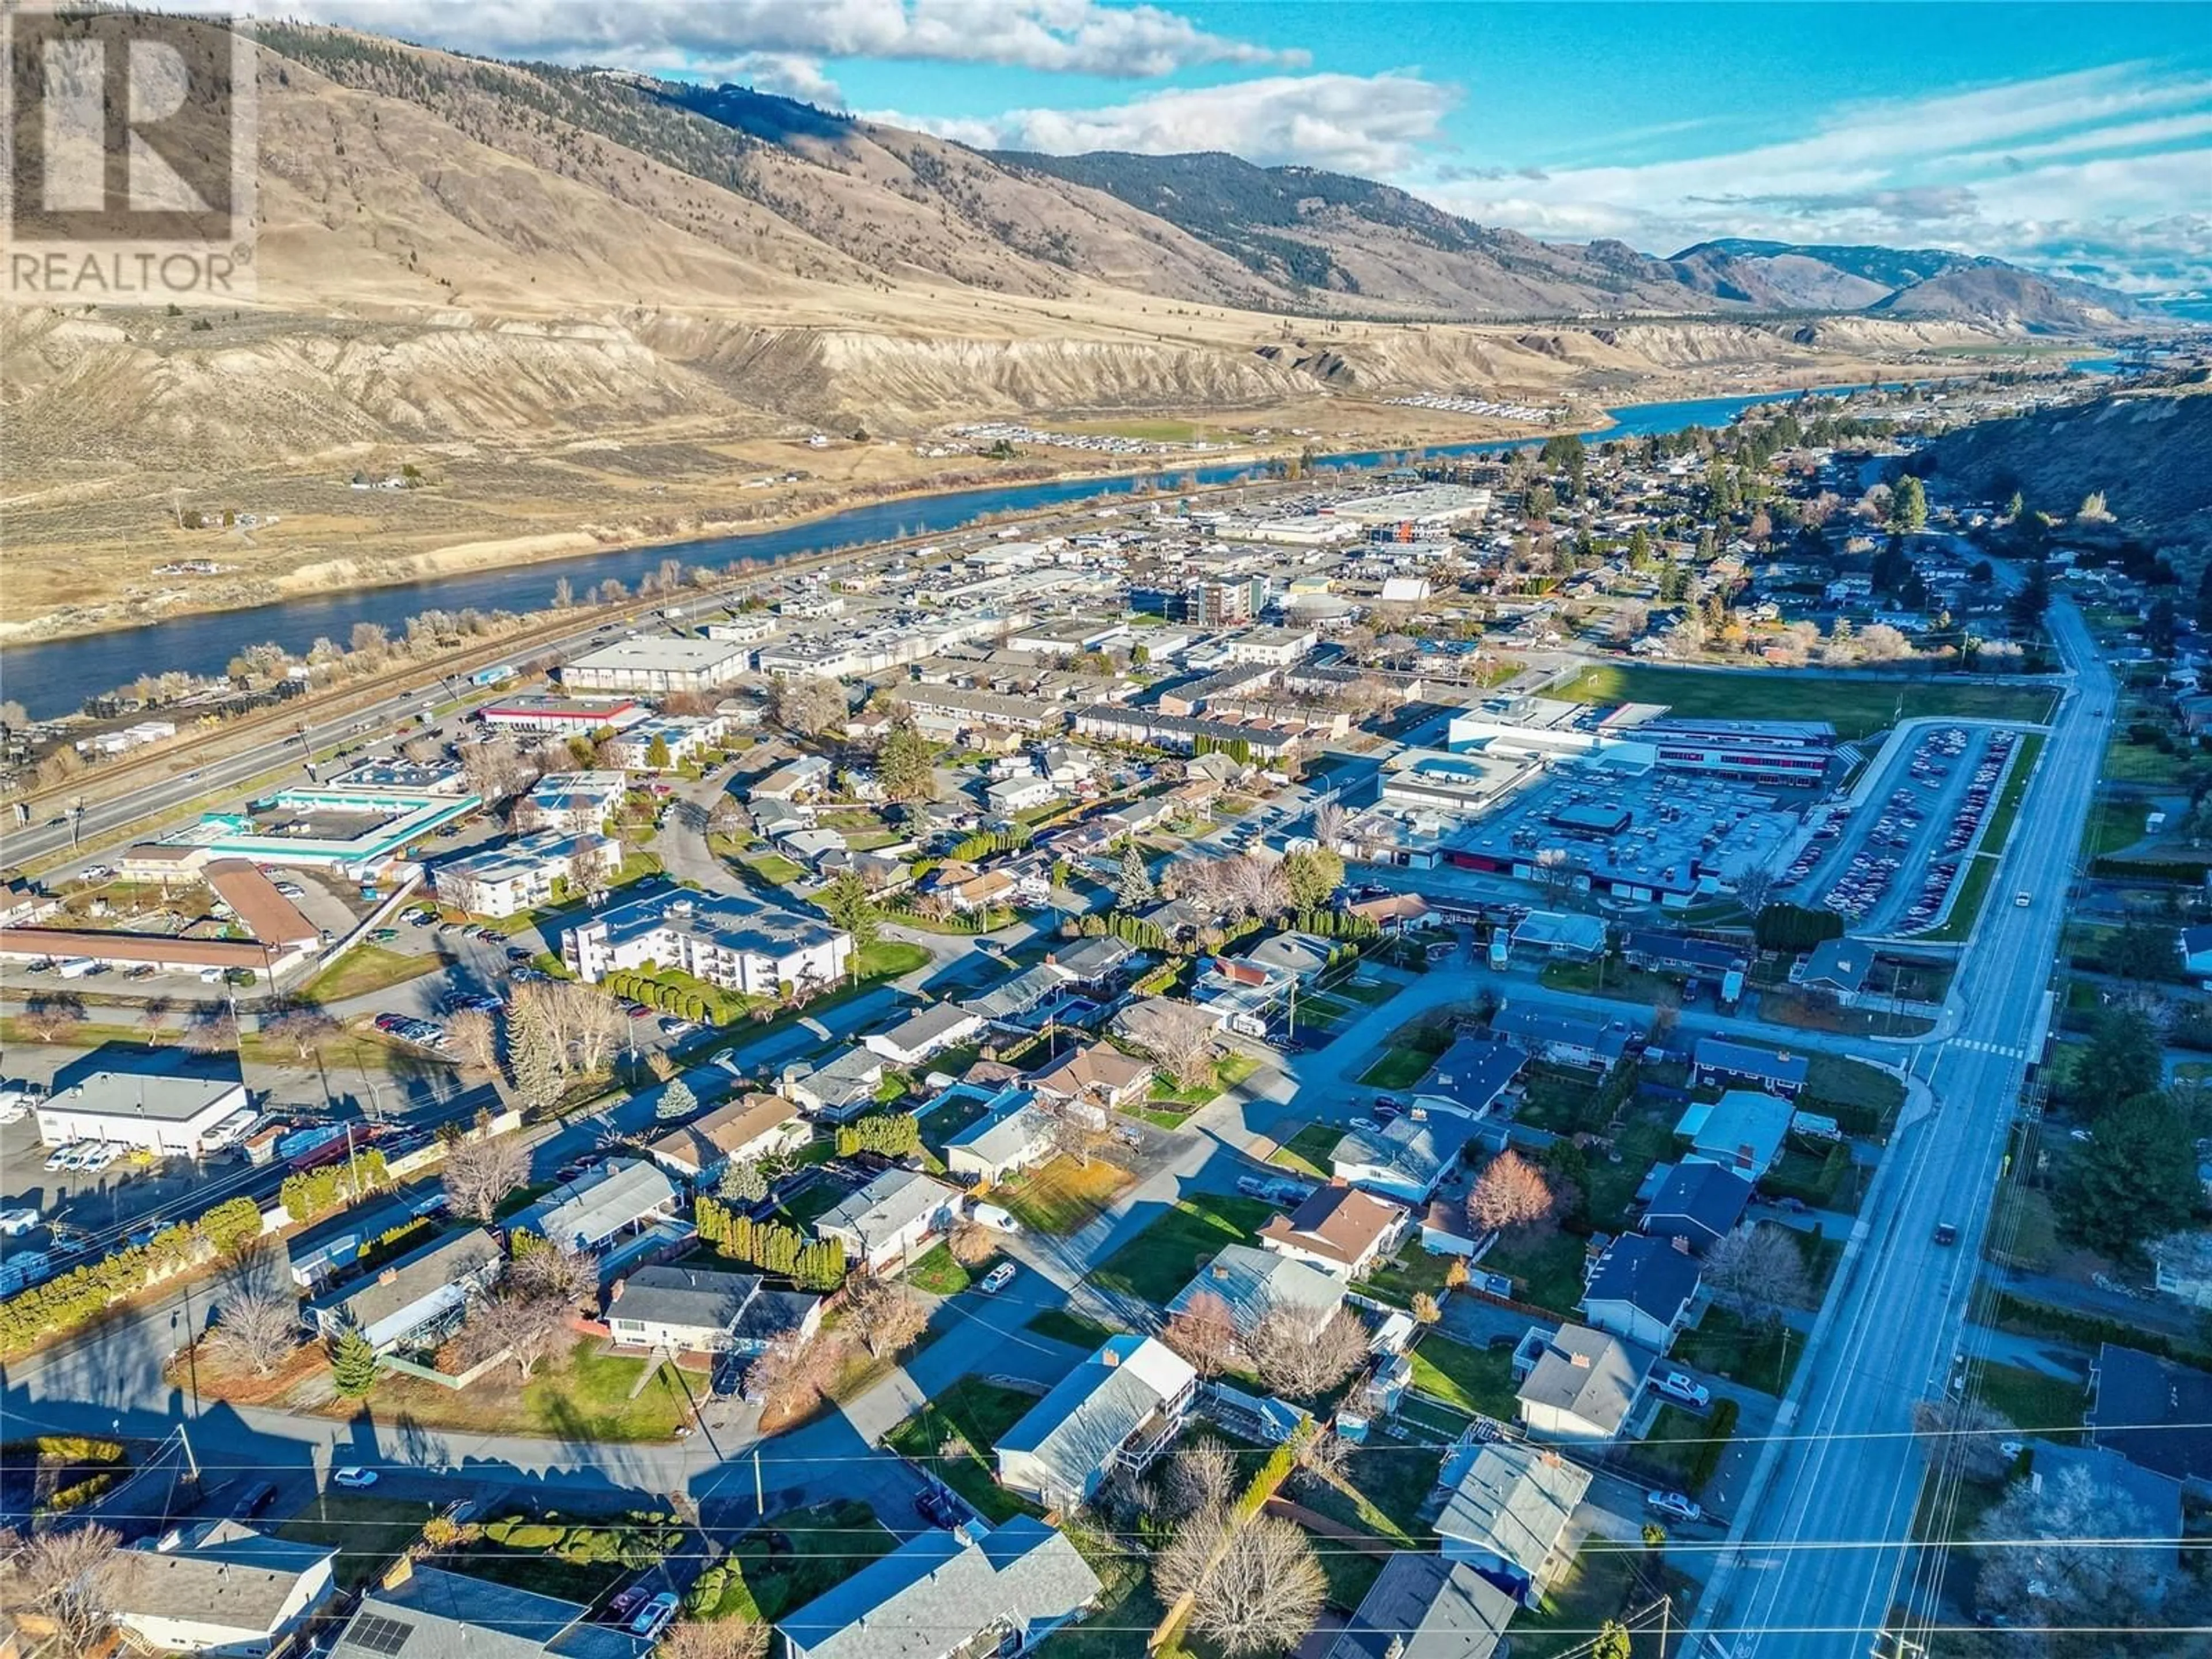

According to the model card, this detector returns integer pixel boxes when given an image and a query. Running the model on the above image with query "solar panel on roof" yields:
[346,1613,413,1656]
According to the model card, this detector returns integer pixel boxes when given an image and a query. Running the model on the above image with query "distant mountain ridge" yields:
[1666,237,2142,329]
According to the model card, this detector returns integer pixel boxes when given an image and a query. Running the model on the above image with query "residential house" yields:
[862,1004,985,1069]
[1692,1036,1810,1097]
[1579,1233,1701,1354]
[1489,1005,1634,1072]
[1510,910,1608,961]
[1112,994,1227,1052]
[1412,1035,1527,1119]
[962,962,1077,1031]
[605,715,728,771]
[1623,930,1749,980]
[1640,1161,1755,1253]
[109,1522,335,1657]
[1676,1090,1795,1181]
[942,1085,1058,1184]
[781,1046,889,1122]
[304,1228,502,1355]
[605,1264,821,1356]
[432,830,618,918]
[1331,1113,1472,1206]
[996,1334,1199,1509]
[1434,1439,1593,1605]
[328,1565,644,1659]
[1046,934,1136,993]
[644,1094,809,1188]
[514,771,627,835]
[815,1168,963,1275]
[986,774,1059,815]
[1165,1243,1347,1342]
[2184,927,2212,979]
[1237,930,1335,983]
[1798,935,1873,998]
[2151,1232,2212,1309]
[1514,1322,1651,1443]
[1028,1043,1153,1122]
[777,1517,1101,1659]
[513,1160,681,1256]
[562,889,851,996]
[2088,1343,2212,1486]
[1257,1180,1411,1278]
[751,753,834,802]
[1344,891,1431,935]
[1323,1554,1517,1659]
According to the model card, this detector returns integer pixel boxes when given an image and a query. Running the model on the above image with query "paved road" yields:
[1692,597,2112,1658]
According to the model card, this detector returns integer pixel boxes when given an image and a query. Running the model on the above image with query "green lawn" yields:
[779,1180,852,1229]
[690,1501,896,1623]
[1637,1402,1728,1494]
[446,1544,628,1605]
[1406,1334,1520,1419]
[906,1242,974,1297]
[1360,1036,1449,1092]
[1921,851,1999,945]
[1484,1228,1590,1317]
[1538,957,1682,1007]
[299,945,442,1003]
[1268,1122,1346,1179]
[1355,1246,1453,1310]
[2103,732,2192,785]
[993,1159,1135,1235]
[1552,664,2055,738]
[1980,729,2046,851]
[1025,1308,1121,1350]
[521,1340,693,1441]
[1144,1051,1263,1116]
[1517,1539,1684,1659]
[741,849,809,886]
[1515,1065,1612,1136]
[1672,1308,1801,1396]
[277,1496,428,1590]
[1089,1193,1275,1304]
[882,1377,1047,1523]
[1971,1361,2086,1435]
[1803,1052,1907,1123]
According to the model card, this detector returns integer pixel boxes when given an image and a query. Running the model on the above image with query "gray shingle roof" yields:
[1435,1437,1593,1577]
[1517,1323,1649,1434]
[997,1335,1195,1498]
[1325,1555,1516,1659]
[110,1523,334,1634]
[778,1518,1100,1659]
[514,1161,677,1253]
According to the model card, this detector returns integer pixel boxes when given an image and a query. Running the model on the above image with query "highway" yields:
[1692,596,2112,1657]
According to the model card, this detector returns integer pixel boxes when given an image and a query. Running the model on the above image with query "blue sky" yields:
[279,2,2212,293]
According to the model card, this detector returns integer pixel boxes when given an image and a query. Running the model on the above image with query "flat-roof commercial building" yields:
[562,889,850,997]
[478,694,650,735]
[36,1064,251,1156]
[149,787,481,876]
[514,770,628,835]
[562,635,750,694]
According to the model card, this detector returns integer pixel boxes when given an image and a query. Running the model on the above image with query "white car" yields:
[1348,1116,1382,1135]
[330,1467,378,1490]
[629,1592,679,1639]
[41,1145,77,1172]
[1653,1370,1711,1410]
[1646,1489,1703,1524]
[2015,892,2031,907]
[80,1143,122,1173]
[0,1207,41,1237]
[979,1263,1016,1295]
[971,1203,1021,1234]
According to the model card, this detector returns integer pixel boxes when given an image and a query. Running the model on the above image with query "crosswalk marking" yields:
[1944,1038,2023,1058]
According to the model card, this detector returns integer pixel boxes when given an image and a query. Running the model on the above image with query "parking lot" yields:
[1781,724,2022,934]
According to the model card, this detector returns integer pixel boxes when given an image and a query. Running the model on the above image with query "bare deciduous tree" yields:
[1048,1105,1113,1170]
[1911,1396,2019,1485]
[1311,801,1350,854]
[772,676,847,737]
[1974,1463,2174,1629]
[1467,1150,1555,1236]
[444,1007,497,1074]
[744,1330,838,1422]
[843,1274,927,1360]
[656,1619,771,1659]
[461,1286,570,1381]
[264,1006,341,1063]
[1162,1291,1240,1378]
[1248,1306,1369,1398]
[507,1241,596,1310]
[9,1522,123,1652]
[1156,1513,1326,1657]
[1134,1005,1218,1093]
[22,993,88,1043]
[1161,1438,1237,1520]
[1291,1426,1349,1494]
[183,1007,240,1054]
[441,1134,532,1224]
[1703,1222,1812,1331]
[1732,868,1777,918]
[204,1286,302,1378]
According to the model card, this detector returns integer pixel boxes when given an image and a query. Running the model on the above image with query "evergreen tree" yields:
[1116,841,1155,908]
[331,1329,380,1398]
[656,1079,697,1121]
[878,724,935,803]
[646,734,672,770]
[1888,475,1929,534]
[1627,526,1652,570]
[819,869,881,957]
[718,1160,768,1204]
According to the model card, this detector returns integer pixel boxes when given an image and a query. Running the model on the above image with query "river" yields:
[0,387,1836,721]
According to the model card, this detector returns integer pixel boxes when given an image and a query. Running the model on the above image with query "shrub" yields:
[1686,1398,1740,1492]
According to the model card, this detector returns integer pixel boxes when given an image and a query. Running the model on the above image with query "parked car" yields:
[971,1203,1021,1234]
[628,1592,679,1639]
[1646,1490,1703,1524]
[331,1467,378,1490]
[1653,1370,1711,1410]
[980,1262,1016,1295]
[0,1207,42,1237]
[42,1145,79,1172]
[229,1481,278,1519]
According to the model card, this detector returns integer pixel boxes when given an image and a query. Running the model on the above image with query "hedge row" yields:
[0,1195,267,1355]
[1986,1289,2212,1367]
[1685,1397,1740,1494]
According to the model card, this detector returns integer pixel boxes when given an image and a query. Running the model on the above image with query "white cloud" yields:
[256,0,1298,78]
[877,70,1457,175]
[722,53,844,106]
[1415,63,2212,289]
